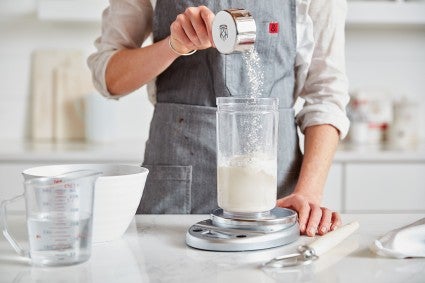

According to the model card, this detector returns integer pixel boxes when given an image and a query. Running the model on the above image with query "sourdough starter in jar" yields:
[218,154,277,213]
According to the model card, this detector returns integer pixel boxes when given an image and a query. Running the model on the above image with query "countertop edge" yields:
[0,140,424,162]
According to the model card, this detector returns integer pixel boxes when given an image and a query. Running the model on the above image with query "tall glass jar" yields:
[216,97,279,216]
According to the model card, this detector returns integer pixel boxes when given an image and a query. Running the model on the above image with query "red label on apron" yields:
[269,22,279,34]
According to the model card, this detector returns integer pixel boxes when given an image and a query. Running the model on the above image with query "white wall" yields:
[346,26,425,140]
[0,2,424,143]
[0,1,153,142]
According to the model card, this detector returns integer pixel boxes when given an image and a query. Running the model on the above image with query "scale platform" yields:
[186,207,300,251]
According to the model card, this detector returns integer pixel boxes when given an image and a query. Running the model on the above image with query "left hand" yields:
[276,193,341,237]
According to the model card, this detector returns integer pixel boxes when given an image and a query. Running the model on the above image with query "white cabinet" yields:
[345,163,425,212]
[323,146,425,213]
[322,164,343,212]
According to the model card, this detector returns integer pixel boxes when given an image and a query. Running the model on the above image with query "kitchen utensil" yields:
[387,97,421,150]
[84,92,118,143]
[1,170,101,266]
[264,221,360,268]
[212,9,256,54]
[348,89,393,146]
[54,62,93,141]
[186,207,299,251]
[187,97,294,251]
[216,97,278,215]
[30,49,85,141]
[22,164,149,243]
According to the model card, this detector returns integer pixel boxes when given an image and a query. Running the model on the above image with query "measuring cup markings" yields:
[1,170,100,266]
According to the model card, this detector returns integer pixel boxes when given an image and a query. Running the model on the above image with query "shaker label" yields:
[219,24,228,41]
[269,22,279,34]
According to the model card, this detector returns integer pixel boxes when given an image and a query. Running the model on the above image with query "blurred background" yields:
[0,0,424,213]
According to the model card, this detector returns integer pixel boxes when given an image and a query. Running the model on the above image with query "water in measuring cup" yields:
[27,212,92,266]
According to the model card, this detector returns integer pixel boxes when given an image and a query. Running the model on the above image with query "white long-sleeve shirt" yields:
[88,0,350,139]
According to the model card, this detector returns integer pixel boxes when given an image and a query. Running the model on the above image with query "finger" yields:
[276,197,291,208]
[178,13,201,47]
[199,6,215,46]
[277,195,309,234]
[318,208,332,235]
[297,202,310,234]
[185,7,210,47]
[330,212,342,231]
[306,204,322,237]
[170,21,195,50]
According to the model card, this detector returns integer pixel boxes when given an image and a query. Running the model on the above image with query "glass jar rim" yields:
[217,97,278,105]
[216,97,279,111]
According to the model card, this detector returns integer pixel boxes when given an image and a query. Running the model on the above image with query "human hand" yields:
[169,6,215,54]
[276,193,341,237]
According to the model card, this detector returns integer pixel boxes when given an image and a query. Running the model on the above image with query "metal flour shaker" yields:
[212,9,256,54]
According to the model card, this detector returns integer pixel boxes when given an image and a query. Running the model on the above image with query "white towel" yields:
[370,217,425,259]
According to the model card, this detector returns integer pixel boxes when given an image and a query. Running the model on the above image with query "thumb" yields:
[276,196,292,208]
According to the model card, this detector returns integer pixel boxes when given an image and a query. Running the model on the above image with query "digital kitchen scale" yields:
[186,207,300,251]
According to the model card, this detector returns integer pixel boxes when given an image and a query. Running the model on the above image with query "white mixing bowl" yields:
[22,164,149,243]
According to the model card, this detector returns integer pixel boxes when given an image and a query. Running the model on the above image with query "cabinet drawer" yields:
[345,163,425,212]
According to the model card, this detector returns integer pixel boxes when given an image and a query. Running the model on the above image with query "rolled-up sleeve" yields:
[295,0,350,139]
[87,0,153,99]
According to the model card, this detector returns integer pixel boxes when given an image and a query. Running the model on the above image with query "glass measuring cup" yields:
[216,97,279,216]
[1,170,101,266]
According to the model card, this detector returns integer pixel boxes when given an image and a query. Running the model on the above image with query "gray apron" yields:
[137,0,302,214]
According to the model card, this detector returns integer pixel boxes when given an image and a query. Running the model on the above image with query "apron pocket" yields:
[137,165,192,214]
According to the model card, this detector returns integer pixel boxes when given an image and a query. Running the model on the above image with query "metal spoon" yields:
[264,221,360,268]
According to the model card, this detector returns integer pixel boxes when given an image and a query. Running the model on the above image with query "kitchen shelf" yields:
[37,0,425,25]
[346,1,425,26]
[37,0,108,22]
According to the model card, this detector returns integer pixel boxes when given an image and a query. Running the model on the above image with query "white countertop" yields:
[0,213,424,283]
[0,140,424,162]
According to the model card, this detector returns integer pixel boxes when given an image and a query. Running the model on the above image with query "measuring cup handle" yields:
[1,194,29,258]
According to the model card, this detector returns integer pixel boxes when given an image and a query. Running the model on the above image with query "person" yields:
[88,0,350,237]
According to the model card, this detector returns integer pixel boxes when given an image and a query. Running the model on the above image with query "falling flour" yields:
[241,47,266,153]
[242,47,265,98]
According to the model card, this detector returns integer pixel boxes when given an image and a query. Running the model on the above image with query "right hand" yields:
[277,193,342,237]
[169,6,215,54]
